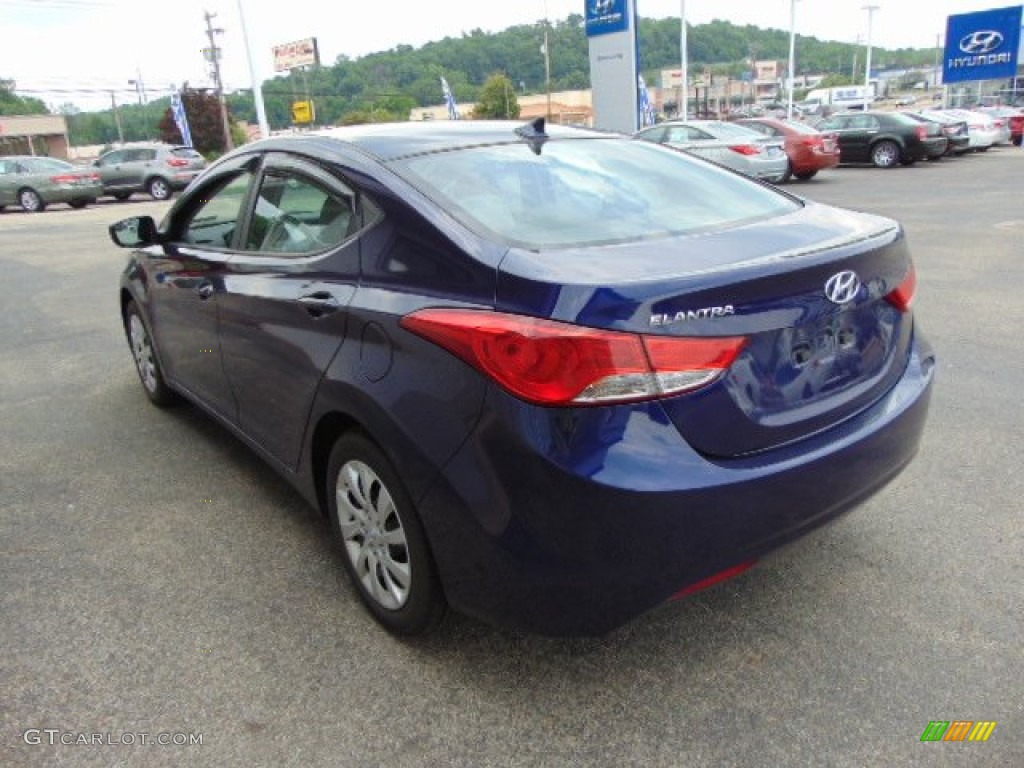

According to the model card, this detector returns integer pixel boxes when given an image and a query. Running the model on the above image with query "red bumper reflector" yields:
[671,560,757,600]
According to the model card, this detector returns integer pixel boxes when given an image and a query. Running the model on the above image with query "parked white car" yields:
[634,120,789,182]
[924,109,999,151]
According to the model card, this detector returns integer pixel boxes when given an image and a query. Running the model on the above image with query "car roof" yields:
[305,120,612,162]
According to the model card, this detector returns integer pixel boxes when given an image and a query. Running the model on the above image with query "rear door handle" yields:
[299,292,341,318]
[197,281,214,300]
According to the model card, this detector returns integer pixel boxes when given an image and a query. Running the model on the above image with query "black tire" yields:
[779,160,793,184]
[123,300,180,406]
[112,191,132,201]
[68,199,89,209]
[871,140,901,168]
[326,432,446,636]
[147,177,172,201]
[18,188,45,212]
[977,146,990,153]
[793,169,818,180]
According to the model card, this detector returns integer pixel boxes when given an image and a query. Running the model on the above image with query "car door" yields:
[820,115,860,162]
[0,159,15,206]
[95,149,130,189]
[144,157,258,418]
[216,154,363,469]
[844,114,878,162]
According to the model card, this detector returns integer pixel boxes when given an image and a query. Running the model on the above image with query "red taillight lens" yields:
[50,174,79,184]
[886,264,917,312]
[729,144,762,156]
[400,309,747,406]
[916,126,928,140]
[165,157,190,167]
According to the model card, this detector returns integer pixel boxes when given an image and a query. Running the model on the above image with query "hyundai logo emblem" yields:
[959,30,1004,55]
[592,0,616,14]
[824,271,861,305]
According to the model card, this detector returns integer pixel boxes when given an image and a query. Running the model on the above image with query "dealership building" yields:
[0,114,71,158]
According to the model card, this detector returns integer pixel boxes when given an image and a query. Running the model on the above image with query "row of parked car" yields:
[0,143,206,213]
[634,106,1023,180]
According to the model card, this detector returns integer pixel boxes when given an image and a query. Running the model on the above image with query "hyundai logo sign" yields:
[943,6,1022,84]
[959,30,1004,55]
[824,271,861,305]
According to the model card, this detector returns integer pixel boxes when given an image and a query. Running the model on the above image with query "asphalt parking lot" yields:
[2,150,1022,767]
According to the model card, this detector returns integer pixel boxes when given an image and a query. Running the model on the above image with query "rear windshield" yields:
[171,147,203,159]
[394,137,799,249]
[783,120,822,135]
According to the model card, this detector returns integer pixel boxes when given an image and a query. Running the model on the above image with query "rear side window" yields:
[395,138,799,249]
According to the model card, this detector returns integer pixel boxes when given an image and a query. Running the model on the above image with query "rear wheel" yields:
[123,300,180,406]
[793,169,818,180]
[147,178,172,200]
[68,199,89,209]
[779,160,793,183]
[112,191,132,201]
[871,140,901,168]
[326,432,446,636]
[18,188,45,212]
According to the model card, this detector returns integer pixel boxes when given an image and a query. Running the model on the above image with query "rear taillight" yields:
[886,264,917,312]
[50,174,79,184]
[801,136,822,148]
[165,157,190,167]
[915,126,928,140]
[400,309,748,406]
[729,144,762,156]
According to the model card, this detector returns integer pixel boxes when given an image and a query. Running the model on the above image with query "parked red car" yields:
[735,117,840,181]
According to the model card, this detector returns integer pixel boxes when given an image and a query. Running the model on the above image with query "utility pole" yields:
[862,5,879,111]
[110,91,124,144]
[680,1,688,117]
[204,10,234,152]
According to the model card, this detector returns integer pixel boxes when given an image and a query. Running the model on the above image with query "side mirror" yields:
[109,216,159,248]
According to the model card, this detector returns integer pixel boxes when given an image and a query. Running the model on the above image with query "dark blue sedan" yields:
[109,119,934,636]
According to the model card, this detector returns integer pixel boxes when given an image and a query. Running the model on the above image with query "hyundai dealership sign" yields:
[942,5,1022,83]
[586,0,641,133]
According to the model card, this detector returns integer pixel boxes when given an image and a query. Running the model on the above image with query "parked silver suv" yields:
[94,143,206,201]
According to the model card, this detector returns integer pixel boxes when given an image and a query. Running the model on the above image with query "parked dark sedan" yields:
[109,120,934,636]
[903,111,971,155]
[817,111,947,167]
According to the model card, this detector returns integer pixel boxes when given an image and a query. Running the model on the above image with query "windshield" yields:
[395,138,799,249]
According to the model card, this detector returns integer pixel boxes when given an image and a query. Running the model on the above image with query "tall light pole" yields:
[863,5,879,111]
[680,1,688,118]
[786,0,799,119]
[236,0,269,139]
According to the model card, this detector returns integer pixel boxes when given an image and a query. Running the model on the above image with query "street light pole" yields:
[863,5,879,111]
[236,0,269,139]
[680,1,688,118]
[787,0,799,120]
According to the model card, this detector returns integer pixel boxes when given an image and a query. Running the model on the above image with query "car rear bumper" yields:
[418,328,935,636]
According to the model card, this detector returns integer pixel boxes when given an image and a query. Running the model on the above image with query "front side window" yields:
[180,173,253,247]
[244,173,354,255]
[396,137,800,249]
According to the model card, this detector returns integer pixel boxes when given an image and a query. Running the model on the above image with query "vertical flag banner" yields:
[440,77,461,120]
[171,89,194,148]
[638,75,656,127]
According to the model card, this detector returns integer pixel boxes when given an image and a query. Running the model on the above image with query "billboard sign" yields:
[585,0,629,37]
[942,5,1022,83]
[273,38,320,72]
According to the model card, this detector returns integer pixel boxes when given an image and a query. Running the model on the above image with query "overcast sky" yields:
[0,0,1017,110]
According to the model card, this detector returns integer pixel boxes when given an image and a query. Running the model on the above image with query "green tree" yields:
[158,87,235,155]
[0,78,48,115]
[472,73,520,119]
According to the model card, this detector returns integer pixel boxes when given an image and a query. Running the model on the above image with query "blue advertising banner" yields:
[585,0,629,37]
[942,5,1022,83]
